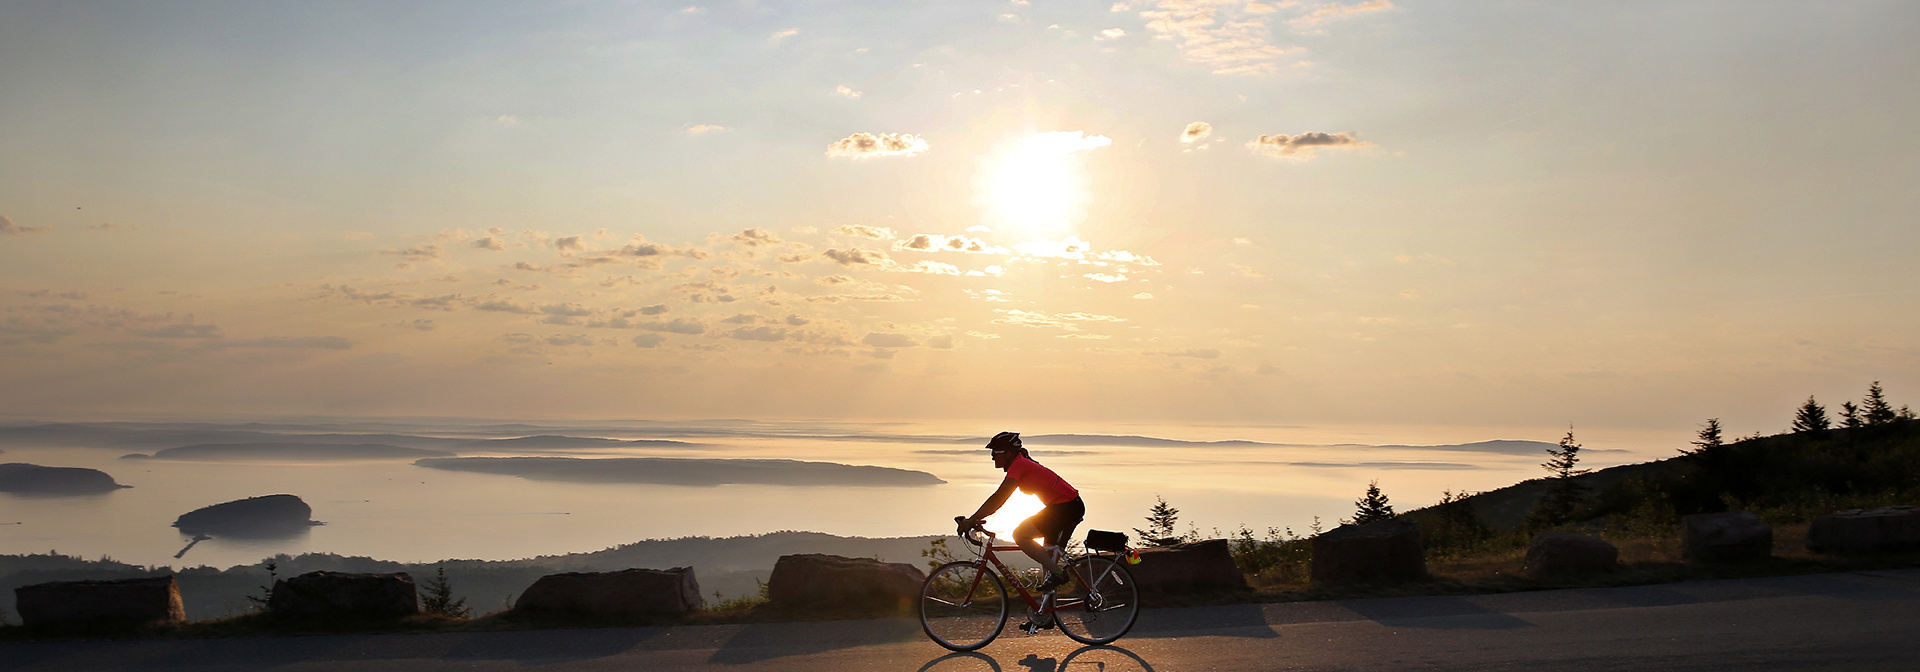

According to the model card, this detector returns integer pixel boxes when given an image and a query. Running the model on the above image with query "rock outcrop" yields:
[1524,531,1619,575]
[1311,519,1426,583]
[173,494,318,538]
[765,554,923,615]
[1807,506,1920,554]
[13,576,186,627]
[1126,539,1248,596]
[0,463,128,496]
[267,571,418,619]
[514,567,704,615]
[1682,511,1772,563]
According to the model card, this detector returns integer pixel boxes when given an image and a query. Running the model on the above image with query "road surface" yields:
[5,569,1918,671]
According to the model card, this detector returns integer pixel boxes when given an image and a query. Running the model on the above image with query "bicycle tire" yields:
[1055,555,1139,645]
[920,561,1010,651]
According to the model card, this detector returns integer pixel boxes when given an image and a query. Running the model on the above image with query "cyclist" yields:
[959,431,1085,592]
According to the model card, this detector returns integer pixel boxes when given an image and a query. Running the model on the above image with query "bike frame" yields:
[960,535,1107,616]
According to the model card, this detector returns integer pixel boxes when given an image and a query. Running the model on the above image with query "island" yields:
[414,456,945,487]
[139,443,455,461]
[0,463,130,496]
[173,494,322,538]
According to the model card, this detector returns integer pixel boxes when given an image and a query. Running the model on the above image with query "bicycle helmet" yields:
[987,431,1021,452]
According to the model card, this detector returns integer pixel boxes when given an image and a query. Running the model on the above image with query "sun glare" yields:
[981,491,1048,541]
[980,131,1111,236]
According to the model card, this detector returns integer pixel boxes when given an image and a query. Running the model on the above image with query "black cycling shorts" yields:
[1024,496,1086,547]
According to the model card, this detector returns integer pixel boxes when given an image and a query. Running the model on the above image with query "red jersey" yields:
[1006,454,1078,505]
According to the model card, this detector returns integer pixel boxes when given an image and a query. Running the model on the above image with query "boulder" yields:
[1127,539,1248,595]
[13,576,186,627]
[765,554,924,615]
[1525,532,1619,575]
[267,571,418,619]
[1682,511,1773,563]
[174,494,318,538]
[514,567,704,615]
[1311,519,1426,583]
[1807,506,1920,554]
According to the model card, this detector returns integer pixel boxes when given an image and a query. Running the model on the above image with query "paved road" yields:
[6,569,1920,671]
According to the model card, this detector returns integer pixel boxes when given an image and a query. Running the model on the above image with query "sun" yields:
[979,131,1112,237]
[981,491,1048,541]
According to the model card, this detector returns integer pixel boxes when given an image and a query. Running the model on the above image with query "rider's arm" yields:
[966,477,1020,523]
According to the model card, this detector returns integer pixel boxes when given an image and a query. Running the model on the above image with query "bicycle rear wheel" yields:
[920,561,1009,651]
[1056,555,1139,645]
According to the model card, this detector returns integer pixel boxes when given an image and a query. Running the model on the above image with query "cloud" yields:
[207,336,353,350]
[768,28,798,45]
[0,317,74,345]
[638,304,670,315]
[0,215,47,235]
[816,275,855,286]
[835,225,894,240]
[727,326,787,342]
[928,335,954,349]
[992,309,1125,332]
[474,236,506,250]
[1138,0,1304,75]
[638,318,707,335]
[1228,263,1267,278]
[897,234,1007,254]
[1097,28,1127,40]
[1181,121,1213,144]
[836,85,862,98]
[133,324,224,339]
[1246,131,1372,159]
[475,298,540,314]
[825,133,930,159]
[862,332,917,348]
[729,228,783,248]
[1287,0,1393,33]
[383,244,443,260]
[784,314,810,326]
[686,124,726,135]
[1157,348,1221,359]
[545,334,594,346]
[821,248,891,266]
[904,260,961,275]
[554,236,584,251]
[1013,237,1160,266]
[632,333,665,348]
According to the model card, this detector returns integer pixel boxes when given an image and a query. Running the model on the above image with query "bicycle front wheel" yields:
[920,561,1009,651]
[1056,555,1140,645]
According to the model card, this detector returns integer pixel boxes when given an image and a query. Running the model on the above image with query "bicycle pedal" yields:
[1020,620,1039,635]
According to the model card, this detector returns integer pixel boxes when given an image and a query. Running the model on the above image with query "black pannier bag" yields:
[1085,529,1129,552]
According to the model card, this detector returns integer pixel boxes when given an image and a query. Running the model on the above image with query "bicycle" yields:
[919,517,1141,651]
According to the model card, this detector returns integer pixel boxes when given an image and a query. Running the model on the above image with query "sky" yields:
[2,0,1917,436]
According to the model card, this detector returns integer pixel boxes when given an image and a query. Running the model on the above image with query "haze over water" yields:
[1,418,1671,569]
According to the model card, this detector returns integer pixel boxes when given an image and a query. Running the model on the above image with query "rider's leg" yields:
[1013,518,1061,575]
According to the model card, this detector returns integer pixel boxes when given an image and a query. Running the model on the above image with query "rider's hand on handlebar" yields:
[954,516,976,537]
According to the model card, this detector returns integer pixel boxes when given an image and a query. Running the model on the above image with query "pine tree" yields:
[1351,480,1395,525]
[1527,429,1592,528]
[1134,495,1184,546]
[1687,418,1724,455]
[1901,405,1916,421]
[1791,396,1830,433]
[422,566,470,618]
[1863,381,1897,426]
[1840,401,1862,430]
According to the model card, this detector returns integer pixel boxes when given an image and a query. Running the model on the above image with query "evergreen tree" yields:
[1134,495,1184,546]
[1351,480,1395,525]
[1687,418,1724,455]
[1527,429,1592,528]
[1841,401,1862,430]
[1863,381,1897,426]
[1901,405,1916,421]
[422,566,470,618]
[1791,396,1830,433]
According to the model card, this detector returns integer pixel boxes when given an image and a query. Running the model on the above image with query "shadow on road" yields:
[440,626,666,663]
[1337,595,1533,630]
[707,618,922,664]
[916,645,1157,672]
[1130,603,1279,639]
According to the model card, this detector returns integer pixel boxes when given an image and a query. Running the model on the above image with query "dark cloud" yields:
[784,314,810,326]
[638,318,707,335]
[540,302,593,317]
[382,243,444,260]
[474,237,506,250]
[639,304,670,315]
[821,248,890,266]
[631,333,665,348]
[475,298,540,314]
[729,228,782,248]
[554,236,584,251]
[727,326,788,341]
[862,332,917,348]
[1246,132,1371,158]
